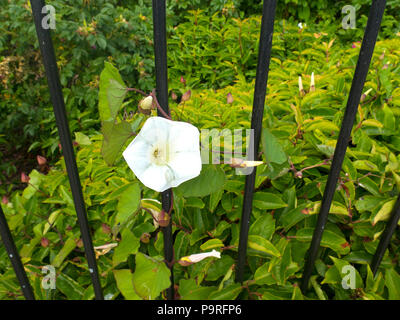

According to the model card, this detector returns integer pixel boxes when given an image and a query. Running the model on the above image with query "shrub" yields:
[1,34,400,299]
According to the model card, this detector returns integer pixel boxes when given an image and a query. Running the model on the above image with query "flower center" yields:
[150,144,169,166]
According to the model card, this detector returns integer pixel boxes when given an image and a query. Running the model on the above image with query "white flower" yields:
[123,116,202,192]
[178,249,221,266]
[298,22,306,29]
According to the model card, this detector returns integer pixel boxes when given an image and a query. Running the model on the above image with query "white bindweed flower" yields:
[298,22,306,29]
[178,250,221,266]
[123,116,202,192]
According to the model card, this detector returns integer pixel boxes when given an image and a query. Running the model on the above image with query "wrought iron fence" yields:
[0,0,397,300]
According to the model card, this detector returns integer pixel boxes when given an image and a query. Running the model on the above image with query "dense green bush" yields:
[1,0,399,193]
[1,30,400,299]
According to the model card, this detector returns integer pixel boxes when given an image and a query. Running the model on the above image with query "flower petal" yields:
[140,164,175,193]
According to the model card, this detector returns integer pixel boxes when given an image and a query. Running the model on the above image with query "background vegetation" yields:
[0,0,400,300]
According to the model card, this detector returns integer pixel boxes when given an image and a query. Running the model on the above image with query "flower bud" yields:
[41,237,50,248]
[158,210,170,228]
[21,172,30,183]
[298,76,305,96]
[76,238,84,248]
[310,72,315,92]
[101,223,111,234]
[180,76,186,85]
[360,88,373,102]
[171,91,178,101]
[140,233,151,244]
[181,90,191,102]
[2,195,8,204]
[37,155,47,166]
[227,92,234,104]
[139,96,154,110]
[230,158,263,168]
[178,249,221,266]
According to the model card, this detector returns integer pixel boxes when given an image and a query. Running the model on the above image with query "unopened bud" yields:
[1,195,8,204]
[230,158,263,168]
[76,238,83,248]
[171,91,178,101]
[21,172,30,183]
[310,72,315,92]
[140,233,151,244]
[37,155,47,166]
[139,96,153,110]
[158,210,170,227]
[181,90,191,102]
[227,92,234,104]
[360,88,373,102]
[138,95,153,115]
[180,76,186,85]
[41,237,50,248]
[298,76,305,96]
[101,223,111,234]
[379,50,385,60]
[295,171,303,179]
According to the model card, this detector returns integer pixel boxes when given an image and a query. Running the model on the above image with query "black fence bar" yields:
[300,0,387,293]
[30,0,103,300]
[152,0,174,300]
[235,0,277,283]
[371,193,400,274]
[0,206,35,300]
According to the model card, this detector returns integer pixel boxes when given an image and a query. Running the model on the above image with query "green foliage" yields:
[1,0,400,300]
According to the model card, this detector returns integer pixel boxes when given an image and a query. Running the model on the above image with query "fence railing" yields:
[0,0,398,300]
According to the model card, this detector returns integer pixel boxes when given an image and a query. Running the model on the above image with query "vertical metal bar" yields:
[0,205,35,300]
[371,194,400,274]
[152,0,174,300]
[300,0,386,293]
[235,0,277,283]
[30,0,103,300]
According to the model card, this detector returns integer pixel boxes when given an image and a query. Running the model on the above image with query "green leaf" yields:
[22,170,43,199]
[262,128,287,164]
[51,237,77,268]
[372,198,396,225]
[322,256,363,289]
[385,268,400,300]
[252,192,287,210]
[208,283,242,300]
[113,228,140,266]
[98,62,127,122]
[58,185,74,207]
[57,273,84,300]
[291,286,304,300]
[176,164,225,197]
[178,279,216,300]
[75,132,91,146]
[101,120,133,166]
[296,228,350,254]
[113,269,141,300]
[254,262,276,285]
[249,213,275,240]
[247,235,281,257]
[116,183,141,224]
[132,253,171,300]
[200,239,224,251]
